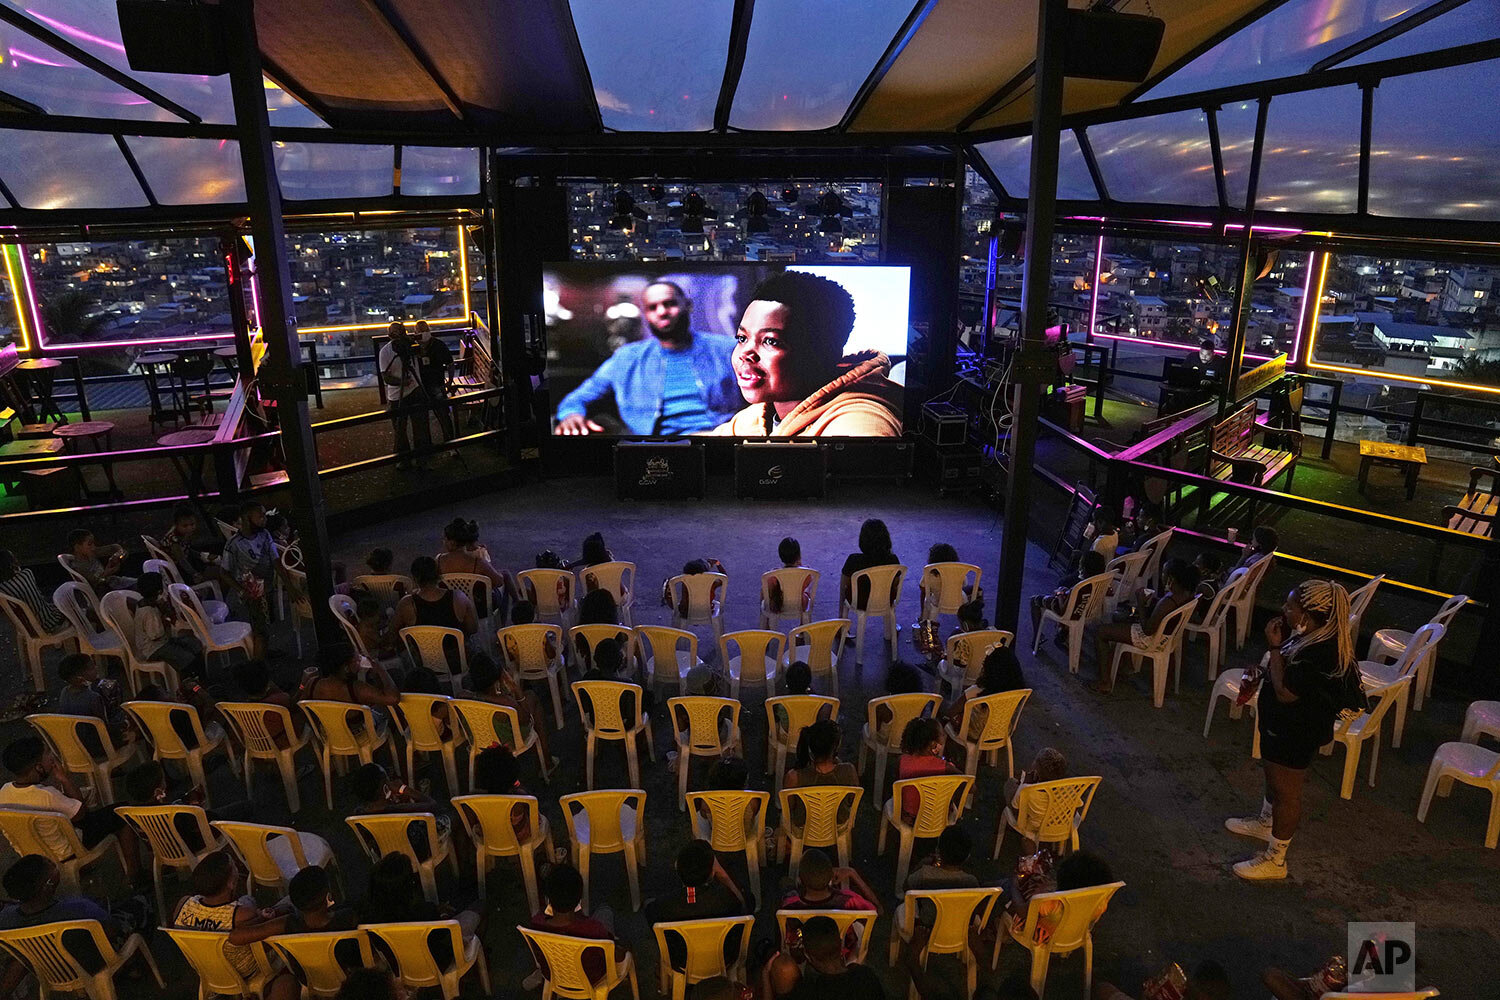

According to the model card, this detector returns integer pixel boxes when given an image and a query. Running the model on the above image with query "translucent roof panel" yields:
[1342,0,1500,66]
[569,0,733,131]
[401,146,480,197]
[263,79,331,128]
[1369,59,1500,218]
[0,129,147,208]
[730,0,915,130]
[1143,0,1446,100]
[0,20,177,120]
[1216,100,1259,210]
[974,131,1096,201]
[1256,86,1361,213]
[123,136,246,205]
[273,143,393,200]
[1087,109,1218,206]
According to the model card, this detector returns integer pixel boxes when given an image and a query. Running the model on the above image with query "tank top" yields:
[413,589,463,629]
[175,896,259,977]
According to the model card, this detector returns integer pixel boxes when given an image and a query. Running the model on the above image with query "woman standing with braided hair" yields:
[1225,578,1366,880]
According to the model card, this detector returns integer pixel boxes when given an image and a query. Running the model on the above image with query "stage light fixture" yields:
[647,183,666,202]
[815,190,852,236]
[739,190,778,234]
[782,185,798,204]
[607,189,647,231]
[674,190,717,235]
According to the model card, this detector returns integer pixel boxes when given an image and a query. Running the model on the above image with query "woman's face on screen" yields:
[733,299,799,403]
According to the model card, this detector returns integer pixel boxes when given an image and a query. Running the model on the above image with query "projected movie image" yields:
[544,263,911,438]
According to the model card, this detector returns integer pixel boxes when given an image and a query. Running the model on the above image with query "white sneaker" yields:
[1224,815,1272,840]
[1233,849,1287,880]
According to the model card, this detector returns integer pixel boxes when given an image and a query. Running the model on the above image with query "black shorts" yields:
[81,806,127,847]
[1258,726,1323,769]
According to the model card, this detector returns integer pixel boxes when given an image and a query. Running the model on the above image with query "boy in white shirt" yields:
[0,737,140,881]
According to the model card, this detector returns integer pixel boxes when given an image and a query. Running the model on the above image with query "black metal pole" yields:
[994,0,1067,633]
[223,231,256,378]
[223,0,338,644]
[1218,98,1270,417]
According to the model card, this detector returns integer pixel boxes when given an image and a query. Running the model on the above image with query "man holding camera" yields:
[379,321,430,469]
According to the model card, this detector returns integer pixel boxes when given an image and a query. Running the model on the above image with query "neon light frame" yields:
[27,225,474,350]
[2,244,33,351]
[1301,251,1500,396]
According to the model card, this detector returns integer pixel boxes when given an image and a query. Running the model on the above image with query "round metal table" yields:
[14,357,66,424]
[53,420,120,498]
[158,426,219,497]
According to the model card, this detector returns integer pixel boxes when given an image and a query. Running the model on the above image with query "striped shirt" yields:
[0,568,67,633]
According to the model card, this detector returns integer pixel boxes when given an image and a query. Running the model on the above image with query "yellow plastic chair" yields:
[651,916,753,1000]
[994,776,1103,859]
[284,568,315,658]
[441,573,496,648]
[785,619,849,696]
[498,623,568,728]
[997,881,1126,998]
[1320,992,1439,1000]
[0,921,163,1000]
[631,626,699,693]
[265,931,368,999]
[453,793,554,911]
[27,713,137,805]
[517,925,640,1000]
[351,574,413,611]
[777,785,862,880]
[0,589,77,692]
[667,697,742,810]
[518,568,578,630]
[859,693,944,807]
[719,629,784,700]
[943,688,1032,804]
[122,700,237,808]
[920,562,982,618]
[361,921,489,1000]
[164,928,278,1000]
[398,626,466,694]
[212,820,340,898]
[570,624,635,673]
[687,790,769,902]
[888,887,1003,1000]
[667,572,728,644]
[937,629,1014,696]
[0,807,126,895]
[579,561,637,627]
[561,789,647,912]
[764,695,839,793]
[116,804,224,918]
[299,700,401,810]
[761,568,820,630]
[216,701,313,814]
[451,698,552,785]
[346,812,457,904]
[393,692,466,796]
[774,909,874,964]
[573,680,655,788]
[880,774,974,888]
[842,564,907,666]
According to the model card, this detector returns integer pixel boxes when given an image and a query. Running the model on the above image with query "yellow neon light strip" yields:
[1305,247,1500,395]
[2,245,32,352]
[457,231,471,321]
[1304,252,1328,367]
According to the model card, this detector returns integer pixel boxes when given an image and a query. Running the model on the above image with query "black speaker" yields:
[117,1,229,76]
[734,442,826,500]
[1062,10,1165,83]
[885,185,961,409]
[614,441,706,501]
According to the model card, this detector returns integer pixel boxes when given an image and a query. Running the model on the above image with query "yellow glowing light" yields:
[2,244,33,352]
[304,318,468,334]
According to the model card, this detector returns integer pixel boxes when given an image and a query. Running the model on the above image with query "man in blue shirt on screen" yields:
[554,281,741,435]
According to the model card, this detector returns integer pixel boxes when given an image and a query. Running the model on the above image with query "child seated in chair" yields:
[766,537,813,617]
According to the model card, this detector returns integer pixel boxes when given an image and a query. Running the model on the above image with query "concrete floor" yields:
[1,475,1496,999]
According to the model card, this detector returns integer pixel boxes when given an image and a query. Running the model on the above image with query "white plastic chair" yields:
[996,881,1126,998]
[632,625,699,693]
[52,581,124,669]
[1203,668,1261,759]
[760,568,819,629]
[719,629,783,700]
[143,535,224,604]
[1032,571,1113,675]
[0,589,76,691]
[98,590,177,695]
[1358,622,1445,749]
[579,561,636,627]
[497,623,567,728]
[1227,553,1275,648]
[143,558,229,624]
[667,572,727,644]
[1102,551,1150,616]
[1182,575,1244,682]
[937,629,1014,695]
[1367,594,1465,711]
[518,568,577,630]
[842,565,907,666]
[1322,677,1410,800]
[57,553,96,592]
[1105,598,1199,708]
[1462,700,1500,746]
[167,583,254,666]
[1416,740,1499,849]
[919,561,981,618]
[1347,574,1385,639]
[785,618,849,696]
[1135,527,1174,590]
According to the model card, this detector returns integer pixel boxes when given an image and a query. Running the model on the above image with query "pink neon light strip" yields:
[1087,233,1103,338]
[1290,251,1316,365]
[1087,330,1273,362]
[24,10,128,54]
[17,245,43,345]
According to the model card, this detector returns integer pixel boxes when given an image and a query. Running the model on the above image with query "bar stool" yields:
[14,358,66,424]
[214,345,239,378]
[53,421,120,499]
[137,351,184,428]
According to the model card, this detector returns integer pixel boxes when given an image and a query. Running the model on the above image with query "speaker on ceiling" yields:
[117,0,229,76]
[1061,9,1165,83]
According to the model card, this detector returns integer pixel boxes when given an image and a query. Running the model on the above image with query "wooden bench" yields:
[1444,467,1500,537]
[451,330,500,429]
[1209,401,1301,489]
